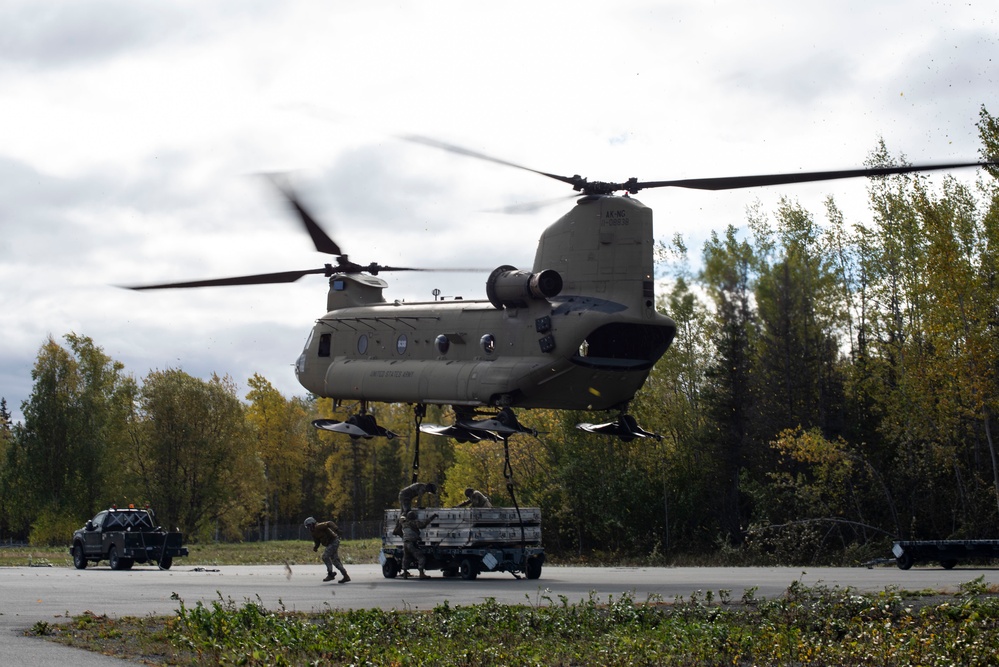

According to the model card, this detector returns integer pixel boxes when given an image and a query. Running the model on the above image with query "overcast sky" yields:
[1,0,996,423]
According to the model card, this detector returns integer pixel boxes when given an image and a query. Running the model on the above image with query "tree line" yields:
[2,108,998,563]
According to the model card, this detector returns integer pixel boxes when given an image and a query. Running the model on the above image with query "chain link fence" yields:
[242,520,382,542]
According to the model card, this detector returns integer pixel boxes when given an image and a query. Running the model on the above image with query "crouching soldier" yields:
[304,516,350,584]
[399,482,437,514]
[401,510,437,579]
[456,487,491,508]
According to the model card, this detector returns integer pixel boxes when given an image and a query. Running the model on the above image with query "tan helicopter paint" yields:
[295,194,676,412]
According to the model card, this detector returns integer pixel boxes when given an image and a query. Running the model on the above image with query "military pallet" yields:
[380,506,545,580]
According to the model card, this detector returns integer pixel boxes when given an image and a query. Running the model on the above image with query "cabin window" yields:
[480,334,496,354]
[357,334,368,354]
[435,334,450,355]
[396,334,408,355]
[318,333,331,357]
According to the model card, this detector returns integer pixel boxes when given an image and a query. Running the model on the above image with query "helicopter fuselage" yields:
[294,195,677,412]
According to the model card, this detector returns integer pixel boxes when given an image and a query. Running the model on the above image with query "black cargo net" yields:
[105,511,154,531]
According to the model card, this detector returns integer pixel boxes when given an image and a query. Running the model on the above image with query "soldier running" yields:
[456,487,492,508]
[304,516,350,584]
[398,482,437,514]
[400,510,437,579]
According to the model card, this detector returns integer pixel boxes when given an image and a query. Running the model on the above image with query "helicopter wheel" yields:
[496,407,516,427]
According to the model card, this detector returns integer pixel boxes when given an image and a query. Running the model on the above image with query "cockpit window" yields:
[318,333,331,357]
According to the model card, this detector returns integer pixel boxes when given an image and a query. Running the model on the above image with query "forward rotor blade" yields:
[123,264,488,290]
[263,174,343,255]
[123,267,330,290]
[634,160,999,192]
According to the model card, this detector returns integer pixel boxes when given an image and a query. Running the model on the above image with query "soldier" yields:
[400,509,438,579]
[398,482,437,513]
[304,516,350,584]
[456,487,492,508]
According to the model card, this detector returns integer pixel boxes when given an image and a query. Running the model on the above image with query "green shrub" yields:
[29,508,81,547]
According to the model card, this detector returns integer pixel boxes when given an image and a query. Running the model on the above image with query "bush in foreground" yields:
[35,580,999,665]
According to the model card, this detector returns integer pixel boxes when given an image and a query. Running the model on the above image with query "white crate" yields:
[424,525,542,546]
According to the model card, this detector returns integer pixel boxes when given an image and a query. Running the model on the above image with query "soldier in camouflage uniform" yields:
[456,487,491,508]
[400,509,437,579]
[398,482,437,513]
[304,516,350,583]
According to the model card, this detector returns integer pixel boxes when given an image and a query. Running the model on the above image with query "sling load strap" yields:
[411,404,426,483]
[502,435,527,546]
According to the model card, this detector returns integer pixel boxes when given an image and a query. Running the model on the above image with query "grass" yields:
[0,538,383,568]
[29,581,999,665]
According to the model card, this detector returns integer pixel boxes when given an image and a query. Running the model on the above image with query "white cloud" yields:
[1,0,996,421]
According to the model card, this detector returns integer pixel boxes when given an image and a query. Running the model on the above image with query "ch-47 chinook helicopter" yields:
[128,139,998,449]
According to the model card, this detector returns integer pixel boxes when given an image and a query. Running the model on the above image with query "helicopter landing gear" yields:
[311,405,399,440]
[576,413,661,442]
[420,407,538,442]
[458,407,537,437]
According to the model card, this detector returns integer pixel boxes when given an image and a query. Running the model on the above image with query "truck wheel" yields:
[459,558,478,580]
[940,559,957,570]
[525,558,542,580]
[72,543,87,570]
[382,558,399,579]
[896,552,914,570]
[108,546,123,570]
[159,556,173,570]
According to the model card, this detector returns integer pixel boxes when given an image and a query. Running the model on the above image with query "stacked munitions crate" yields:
[381,506,546,579]
[383,507,542,547]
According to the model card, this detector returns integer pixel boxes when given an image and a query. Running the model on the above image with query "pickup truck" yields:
[70,506,188,570]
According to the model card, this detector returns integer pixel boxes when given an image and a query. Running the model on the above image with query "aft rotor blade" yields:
[397,134,997,196]
[398,134,579,188]
[635,160,999,192]
[123,267,330,290]
[482,193,582,214]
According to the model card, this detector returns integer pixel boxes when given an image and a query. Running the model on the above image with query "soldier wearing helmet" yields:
[456,487,491,508]
[304,516,350,584]
[400,509,438,579]
[398,482,437,514]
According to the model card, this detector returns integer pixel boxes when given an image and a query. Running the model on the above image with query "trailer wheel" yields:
[896,552,914,570]
[382,558,399,579]
[159,556,173,570]
[940,559,957,570]
[525,558,542,580]
[72,543,87,570]
[459,558,478,580]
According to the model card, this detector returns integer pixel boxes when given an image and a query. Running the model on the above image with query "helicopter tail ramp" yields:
[380,507,545,580]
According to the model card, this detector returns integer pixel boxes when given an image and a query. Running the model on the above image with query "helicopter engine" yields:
[486,265,563,309]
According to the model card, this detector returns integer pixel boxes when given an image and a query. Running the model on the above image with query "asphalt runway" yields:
[3,562,998,665]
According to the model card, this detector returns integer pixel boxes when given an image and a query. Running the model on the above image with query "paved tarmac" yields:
[3,562,998,665]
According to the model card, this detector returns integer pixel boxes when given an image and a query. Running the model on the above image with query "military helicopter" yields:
[128,139,997,448]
